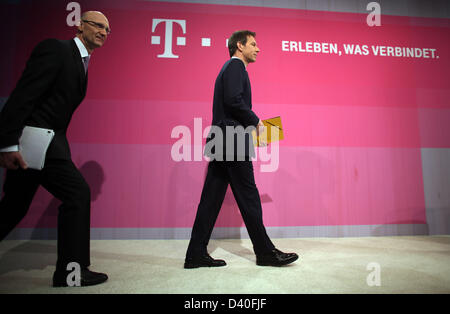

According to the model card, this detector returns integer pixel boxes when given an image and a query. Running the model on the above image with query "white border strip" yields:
[4,224,429,240]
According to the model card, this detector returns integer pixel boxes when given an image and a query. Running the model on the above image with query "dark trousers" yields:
[0,159,91,270]
[186,160,275,258]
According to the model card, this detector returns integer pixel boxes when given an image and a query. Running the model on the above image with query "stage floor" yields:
[0,236,449,294]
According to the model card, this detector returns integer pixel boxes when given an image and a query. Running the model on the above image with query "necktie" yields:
[82,56,90,74]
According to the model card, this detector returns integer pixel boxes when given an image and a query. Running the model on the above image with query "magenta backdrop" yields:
[1,1,449,229]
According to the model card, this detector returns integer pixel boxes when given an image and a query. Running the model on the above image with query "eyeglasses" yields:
[82,20,111,35]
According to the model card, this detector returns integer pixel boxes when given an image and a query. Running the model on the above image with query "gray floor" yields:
[0,236,449,294]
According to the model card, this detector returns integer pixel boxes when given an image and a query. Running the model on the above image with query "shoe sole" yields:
[53,278,108,287]
[184,262,227,269]
[256,255,299,267]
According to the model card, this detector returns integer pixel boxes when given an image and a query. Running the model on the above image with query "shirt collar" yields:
[73,37,90,59]
[231,56,247,69]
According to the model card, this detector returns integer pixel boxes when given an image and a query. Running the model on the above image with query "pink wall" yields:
[2,1,448,229]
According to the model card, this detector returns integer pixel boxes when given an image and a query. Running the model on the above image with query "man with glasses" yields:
[0,11,110,287]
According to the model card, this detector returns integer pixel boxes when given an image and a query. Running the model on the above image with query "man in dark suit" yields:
[185,30,299,268]
[0,11,110,287]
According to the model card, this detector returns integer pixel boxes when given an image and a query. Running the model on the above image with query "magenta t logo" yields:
[151,19,186,58]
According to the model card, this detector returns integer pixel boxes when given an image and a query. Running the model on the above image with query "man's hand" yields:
[0,151,28,170]
[256,120,265,135]
[256,120,267,147]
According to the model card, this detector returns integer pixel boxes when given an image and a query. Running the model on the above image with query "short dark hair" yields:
[228,30,256,58]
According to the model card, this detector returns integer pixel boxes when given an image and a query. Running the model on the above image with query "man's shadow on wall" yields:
[0,161,105,275]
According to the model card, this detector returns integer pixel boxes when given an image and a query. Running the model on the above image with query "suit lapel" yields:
[69,39,87,95]
[244,71,252,108]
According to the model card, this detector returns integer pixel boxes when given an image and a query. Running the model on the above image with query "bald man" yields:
[0,11,110,287]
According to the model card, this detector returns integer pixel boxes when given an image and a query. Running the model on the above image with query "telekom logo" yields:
[151,19,187,58]
[150,18,215,58]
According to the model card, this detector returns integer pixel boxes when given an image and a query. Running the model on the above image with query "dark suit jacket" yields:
[0,38,87,160]
[206,58,260,160]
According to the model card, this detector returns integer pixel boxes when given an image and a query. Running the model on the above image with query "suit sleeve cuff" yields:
[0,145,19,152]
[251,114,260,127]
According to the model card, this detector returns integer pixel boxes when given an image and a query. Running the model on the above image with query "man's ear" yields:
[77,21,83,33]
[237,41,244,52]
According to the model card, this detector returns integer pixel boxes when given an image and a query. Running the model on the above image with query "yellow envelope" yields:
[252,116,284,147]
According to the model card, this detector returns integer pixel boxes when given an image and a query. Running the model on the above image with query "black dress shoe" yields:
[53,268,108,287]
[256,249,299,266]
[184,254,227,269]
